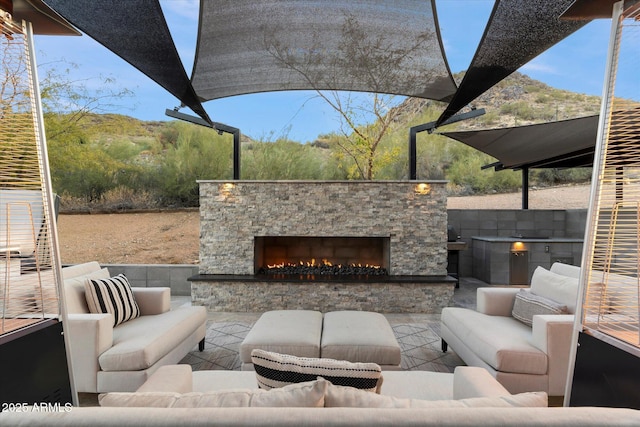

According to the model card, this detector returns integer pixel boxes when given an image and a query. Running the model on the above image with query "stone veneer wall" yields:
[198,181,448,276]
[192,279,454,313]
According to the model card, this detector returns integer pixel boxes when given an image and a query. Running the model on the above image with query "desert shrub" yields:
[103,139,144,161]
[500,102,537,121]
[58,186,157,212]
[242,139,328,180]
[446,154,521,194]
[534,168,592,185]
[525,84,543,93]
[535,94,550,104]
[49,137,123,202]
[153,122,233,207]
[478,110,500,126]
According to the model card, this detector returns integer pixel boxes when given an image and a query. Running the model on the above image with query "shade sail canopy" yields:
[436,0,590,126]
[44,0,211,124]
[441,115,599,170]
[191,0,457,102]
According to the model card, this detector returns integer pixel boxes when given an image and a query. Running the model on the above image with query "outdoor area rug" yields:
[181,321,464,373]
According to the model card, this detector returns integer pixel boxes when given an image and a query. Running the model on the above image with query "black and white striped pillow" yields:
[85,274,140,326]
[251,349,383,393]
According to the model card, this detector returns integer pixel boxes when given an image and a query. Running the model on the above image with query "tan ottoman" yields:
[240,310,323,370]
[321,311,401,369]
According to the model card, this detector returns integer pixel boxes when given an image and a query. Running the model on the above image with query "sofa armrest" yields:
[452,366,511,400]
[132,287,171,315]
[476,287,521,316]
[531,314,575,396]
[136,365,194,393]
[66,313,114,393]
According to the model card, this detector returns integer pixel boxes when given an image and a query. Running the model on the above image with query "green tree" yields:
[155,122,233,206]
[265,14,433,179]
[39,60,134,140]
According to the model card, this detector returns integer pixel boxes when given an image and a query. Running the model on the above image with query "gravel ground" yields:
[57,184,591,265]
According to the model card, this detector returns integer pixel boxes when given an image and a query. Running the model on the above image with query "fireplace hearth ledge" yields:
[189,274,456,313]
[189,274,454,283]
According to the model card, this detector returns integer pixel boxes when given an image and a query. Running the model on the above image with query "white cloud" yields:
[520,60,560,76]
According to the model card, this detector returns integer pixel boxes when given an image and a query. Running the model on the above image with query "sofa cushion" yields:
[530,266,579,313]
[549,262,581,279]
[251,349,382,392]
[441,307,547,375]
[64,267,110,314]
[62,261,102,280]
[85,274,141,326]
[379,371,455,400]
[99,306,207,371]
[324,382,547,408]
[512,289,568,326]
[99,379,327,408]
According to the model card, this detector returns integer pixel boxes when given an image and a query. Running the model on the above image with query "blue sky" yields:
[33,0,614,143]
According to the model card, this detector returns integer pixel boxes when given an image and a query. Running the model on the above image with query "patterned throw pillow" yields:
[85,274,140,326]
[512,289,568,326]
[251,349,383,393]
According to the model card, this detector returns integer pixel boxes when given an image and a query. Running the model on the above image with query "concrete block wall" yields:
[104,264,198,296]
[448,209,588,279]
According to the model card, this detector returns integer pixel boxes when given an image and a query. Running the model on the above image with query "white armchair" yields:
[440,263,579,397]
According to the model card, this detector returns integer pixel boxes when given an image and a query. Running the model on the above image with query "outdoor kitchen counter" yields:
[471,236,584,285]
[471,236,583,243]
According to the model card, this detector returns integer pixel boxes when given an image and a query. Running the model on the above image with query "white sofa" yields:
[440,262,581,398]
[62,262,207,393]
[2,364,639,425]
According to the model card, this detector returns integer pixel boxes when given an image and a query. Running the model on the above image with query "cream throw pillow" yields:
[324,381,548,408]
[99,379,328,408]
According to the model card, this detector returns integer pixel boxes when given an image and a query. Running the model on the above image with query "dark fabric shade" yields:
[441,115,599,170]
[191,0,457,102]
[44,0,211,124]
[436,0,590,126]
[40,0,605,177]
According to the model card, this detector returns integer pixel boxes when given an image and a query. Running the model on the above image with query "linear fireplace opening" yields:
[254,236,390,276]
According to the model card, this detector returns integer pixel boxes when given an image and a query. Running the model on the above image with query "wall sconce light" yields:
[414,183,431,195]
[511,241,526,251]
[219,182,236,199]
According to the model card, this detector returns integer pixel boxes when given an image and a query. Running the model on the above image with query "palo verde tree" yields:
[39,59,134,140]
[264,13,441,179]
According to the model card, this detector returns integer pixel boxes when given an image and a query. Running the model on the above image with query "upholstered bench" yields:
[240,310,401,370]
[240,310,324,370]
[322,311,402,369]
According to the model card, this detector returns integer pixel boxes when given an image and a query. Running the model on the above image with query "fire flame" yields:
[266,258,381,270]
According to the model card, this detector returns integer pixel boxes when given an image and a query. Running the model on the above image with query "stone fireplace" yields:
[190,181,455,312]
